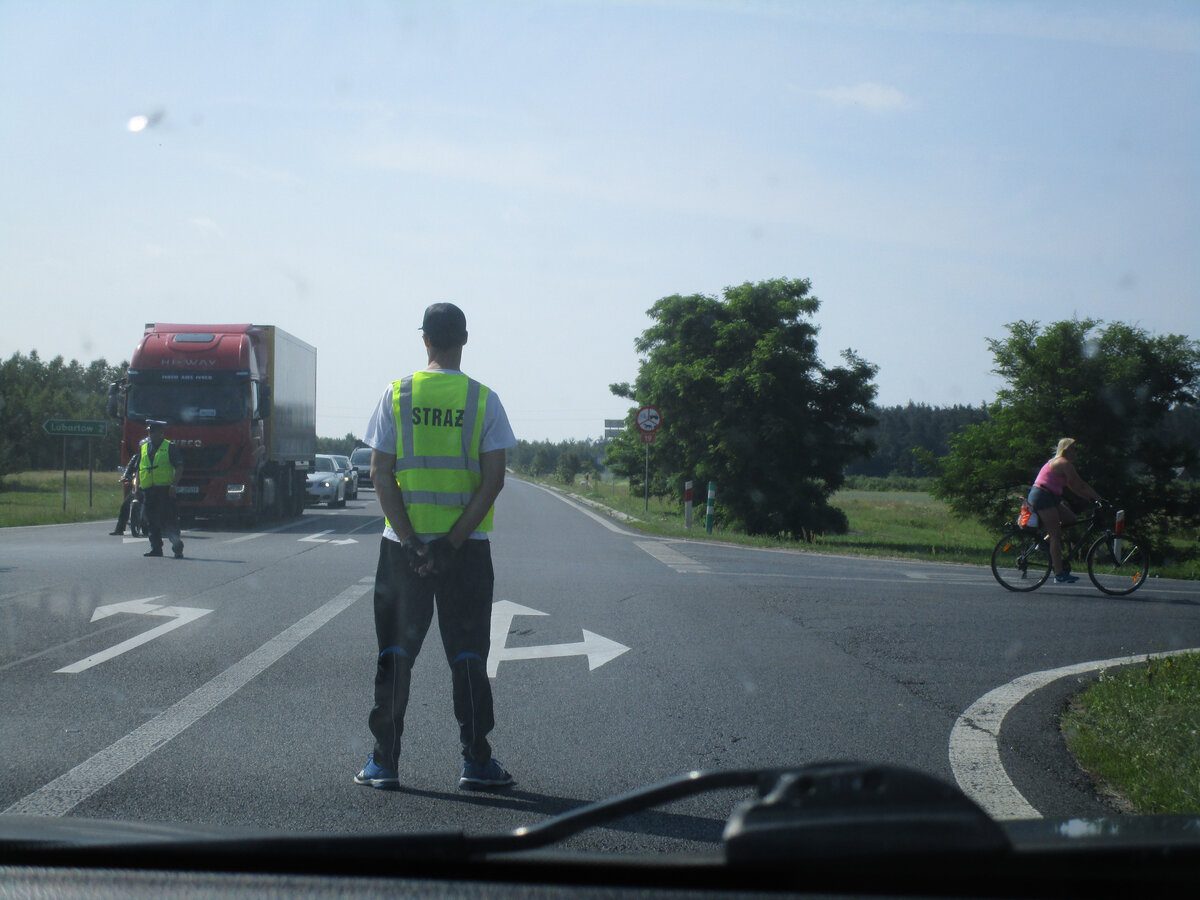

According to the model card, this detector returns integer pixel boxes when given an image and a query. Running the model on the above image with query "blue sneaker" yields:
[459,758,514,790]
[1054,573,1080,584]
[354,753,399,789]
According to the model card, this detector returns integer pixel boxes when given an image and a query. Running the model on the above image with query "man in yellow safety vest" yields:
[355,303,517,791]
[138,419,185,559]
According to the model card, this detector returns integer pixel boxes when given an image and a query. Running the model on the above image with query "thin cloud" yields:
[189,217,225,238]
[815,82,915,112]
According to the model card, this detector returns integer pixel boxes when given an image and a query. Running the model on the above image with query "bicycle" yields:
[990,500,1150,596]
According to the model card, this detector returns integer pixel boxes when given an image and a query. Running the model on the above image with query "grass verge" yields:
[1061,653,1200,814]
[0,469,126,527]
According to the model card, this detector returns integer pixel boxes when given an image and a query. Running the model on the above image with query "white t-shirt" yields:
[363,369,517,542]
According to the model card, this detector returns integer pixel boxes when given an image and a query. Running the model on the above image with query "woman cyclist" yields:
[1027,438,1103,584]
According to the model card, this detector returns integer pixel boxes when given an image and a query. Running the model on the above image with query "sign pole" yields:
[62,437,68,512]
[644,444,650,512]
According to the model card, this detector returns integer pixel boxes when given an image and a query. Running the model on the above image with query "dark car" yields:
[350,446,372,488]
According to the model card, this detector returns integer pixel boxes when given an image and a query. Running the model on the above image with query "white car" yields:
[331,453,359,500]
[306,455,346,507]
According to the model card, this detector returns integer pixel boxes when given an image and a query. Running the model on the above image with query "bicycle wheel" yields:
[1087,532,1151,596]
[991,530,1052,592]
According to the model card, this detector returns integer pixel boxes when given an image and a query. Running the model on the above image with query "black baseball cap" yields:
[420,303,467,347]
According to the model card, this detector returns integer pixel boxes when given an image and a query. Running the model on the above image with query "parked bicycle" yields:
[990,500,1150,596]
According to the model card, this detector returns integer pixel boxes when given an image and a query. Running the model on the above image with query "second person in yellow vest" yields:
[137,419,185,559]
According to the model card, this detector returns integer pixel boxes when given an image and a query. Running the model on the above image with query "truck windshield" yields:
[126,383,249,426]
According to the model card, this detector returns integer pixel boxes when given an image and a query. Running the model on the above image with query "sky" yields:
[1,0,1197,443]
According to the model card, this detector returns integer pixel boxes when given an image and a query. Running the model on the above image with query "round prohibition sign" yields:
[635,405,662,433]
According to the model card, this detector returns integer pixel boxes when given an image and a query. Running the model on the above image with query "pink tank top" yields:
[1034,459,1067,495]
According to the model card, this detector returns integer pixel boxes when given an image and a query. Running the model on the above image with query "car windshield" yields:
[1,0,1197,880]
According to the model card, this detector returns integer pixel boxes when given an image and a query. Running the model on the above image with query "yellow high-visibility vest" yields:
[390,371,492,534]
[139,439,176,488]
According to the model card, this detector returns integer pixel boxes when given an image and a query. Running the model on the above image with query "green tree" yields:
[847,403,988,477]
[925,319,1200,543]
[530,448,552,477]
[606,278,878,536]
[557,451,581,485]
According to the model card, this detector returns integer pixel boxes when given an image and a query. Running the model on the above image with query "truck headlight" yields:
[226,484,246,502]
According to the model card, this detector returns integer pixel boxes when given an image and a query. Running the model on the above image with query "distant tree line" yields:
[848,398,1199,484]
[509,438,606,484]
[317,435,365,457]
[846,403,989,477]
[0,351,127,483]
[499,402,1199,492]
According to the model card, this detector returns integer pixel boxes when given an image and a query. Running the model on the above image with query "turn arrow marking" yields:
[488,600,629,677]
[300,531,357,545]
[56,597,213,674]
[89,596,166,619]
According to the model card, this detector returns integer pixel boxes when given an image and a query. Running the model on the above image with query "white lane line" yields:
[949,647,1199,821]
[3,583,370,818]
[224,520,316,543]
[635,541,712,574]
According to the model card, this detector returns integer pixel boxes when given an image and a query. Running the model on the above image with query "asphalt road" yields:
[2,478,1197,853]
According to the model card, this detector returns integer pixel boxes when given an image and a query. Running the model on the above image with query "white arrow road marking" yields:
[56,599,213,674]
[488,600,629,677]
[88,596,166,619]
[298,530,357,545]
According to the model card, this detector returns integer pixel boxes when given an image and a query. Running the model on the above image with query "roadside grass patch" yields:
[1062,653,1200,814]
[0,470,124,527]
[819,490,993,565]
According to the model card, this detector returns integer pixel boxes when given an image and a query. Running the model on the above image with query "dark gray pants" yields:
[368,537,496,769]
[143,487,182,554]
